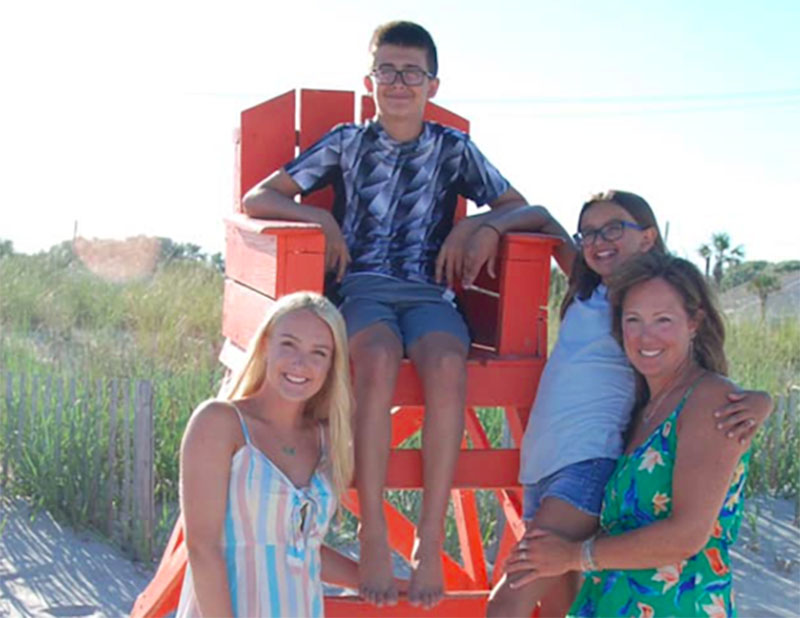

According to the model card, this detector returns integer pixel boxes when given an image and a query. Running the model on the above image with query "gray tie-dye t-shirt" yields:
[284,121,510,284]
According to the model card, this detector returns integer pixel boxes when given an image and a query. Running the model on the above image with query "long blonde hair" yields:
[220,292,354,498]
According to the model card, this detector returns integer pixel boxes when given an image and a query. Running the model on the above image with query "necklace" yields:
[281,445,297,456]
[641,358,700,427]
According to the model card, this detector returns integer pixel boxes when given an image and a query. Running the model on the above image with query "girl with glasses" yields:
[470,191,772,617]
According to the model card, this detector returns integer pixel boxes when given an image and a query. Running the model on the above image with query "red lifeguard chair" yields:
[132,89,559,617]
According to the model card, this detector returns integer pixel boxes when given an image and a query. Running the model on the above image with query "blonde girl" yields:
[177,292,358,617]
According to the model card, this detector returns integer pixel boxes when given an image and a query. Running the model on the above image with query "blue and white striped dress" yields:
[177,405,336,617]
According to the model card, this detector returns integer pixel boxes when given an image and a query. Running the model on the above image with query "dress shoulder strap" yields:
[229,402,253,445]
[674,371,708,421]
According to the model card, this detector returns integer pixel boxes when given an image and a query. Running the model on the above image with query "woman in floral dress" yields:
[503,253,761,617]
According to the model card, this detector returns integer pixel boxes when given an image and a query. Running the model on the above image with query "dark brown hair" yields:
[560,190,667,319]
[369,21,438,76]
[608,252,728,408]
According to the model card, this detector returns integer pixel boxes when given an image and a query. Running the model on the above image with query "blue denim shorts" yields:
[522,457,618,520]
[338,274,470,350]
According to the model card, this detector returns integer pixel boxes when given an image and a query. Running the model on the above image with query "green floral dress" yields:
[568,389,750,618]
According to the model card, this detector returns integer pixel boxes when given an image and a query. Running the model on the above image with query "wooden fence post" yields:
[122,379,132,548]
[16,373,27,470]
[2,372,11,487]
[134,379,155,561]
[107,378,119,536]
[54,376,64,507]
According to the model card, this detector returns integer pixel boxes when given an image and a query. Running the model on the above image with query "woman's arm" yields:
[506,376,749,586]
[180,401,238,616]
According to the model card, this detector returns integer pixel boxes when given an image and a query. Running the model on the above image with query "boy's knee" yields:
[417,346,467,383]
[351,334,403,378]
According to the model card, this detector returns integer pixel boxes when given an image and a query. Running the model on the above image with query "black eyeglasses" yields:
[573,220,646,246]
[370,65,434,87]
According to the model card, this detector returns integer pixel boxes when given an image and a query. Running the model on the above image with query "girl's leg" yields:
[486,497,598,618]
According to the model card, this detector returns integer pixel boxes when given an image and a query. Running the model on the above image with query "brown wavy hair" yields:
[608,252,728,407]
[560,190,667,319]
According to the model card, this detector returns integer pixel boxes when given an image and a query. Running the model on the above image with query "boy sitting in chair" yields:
[243,20,531,609]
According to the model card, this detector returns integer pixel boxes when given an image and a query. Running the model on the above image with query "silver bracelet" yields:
[580,536,598,572]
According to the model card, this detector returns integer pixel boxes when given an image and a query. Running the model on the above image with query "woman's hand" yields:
[503,528,582,589]
[714,390,773,445]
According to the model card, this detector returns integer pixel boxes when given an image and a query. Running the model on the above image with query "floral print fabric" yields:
[568,391,750,617]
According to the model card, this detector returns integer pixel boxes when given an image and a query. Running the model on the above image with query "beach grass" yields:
[0,248,797,561]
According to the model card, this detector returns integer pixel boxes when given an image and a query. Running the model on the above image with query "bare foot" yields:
[358,533,398,607]
[409,537,445,609]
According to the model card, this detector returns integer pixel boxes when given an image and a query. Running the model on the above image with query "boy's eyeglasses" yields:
[371,65,434,87]
[573,220,646,246]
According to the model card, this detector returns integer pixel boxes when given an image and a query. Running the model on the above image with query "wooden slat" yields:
[222,279,277,350]
[389,406,424,446]
[220,316,547,407]
[239,90,296,206]
[122,379,132,547]
[495,234,560,356]
[279,233,326,295]
[224,218,326,299]
[16,373,26,465]
[325,593,487,617]
[134,380,155,561]
[384,449,519,489]
[341,492,479,591]
[299,89,355,211]
[107,379,119,535]
[2,372,11,486]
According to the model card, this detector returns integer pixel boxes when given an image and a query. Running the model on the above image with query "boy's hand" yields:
[714,390,773,445]
[319,213,351,282]
[462,224,501,288]
[435,219,474,287]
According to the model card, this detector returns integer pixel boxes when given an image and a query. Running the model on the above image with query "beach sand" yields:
[1,491,797,617]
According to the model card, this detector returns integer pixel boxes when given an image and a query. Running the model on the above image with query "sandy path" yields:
[0,493,153,617]
[1,492,797,617]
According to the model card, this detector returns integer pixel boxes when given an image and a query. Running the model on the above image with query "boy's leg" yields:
[405,330,469,609]
[349,322,404,606]
[486,498,597,617]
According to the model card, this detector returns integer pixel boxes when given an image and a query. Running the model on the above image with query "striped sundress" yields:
[177,404,337,617]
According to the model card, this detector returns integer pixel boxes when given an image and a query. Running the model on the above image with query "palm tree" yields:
[698,243,712,278]
[711,233,745,287]
[748,271,781,322]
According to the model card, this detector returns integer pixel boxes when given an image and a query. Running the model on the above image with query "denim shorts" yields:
[522,457,618,520]
[338,274,470,350]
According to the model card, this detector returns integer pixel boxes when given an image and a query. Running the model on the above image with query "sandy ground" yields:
[1,491,797,617]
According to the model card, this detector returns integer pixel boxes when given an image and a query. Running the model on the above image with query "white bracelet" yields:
[580,536,598,572]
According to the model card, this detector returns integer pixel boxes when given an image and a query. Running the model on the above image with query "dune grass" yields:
[0,249,797,561]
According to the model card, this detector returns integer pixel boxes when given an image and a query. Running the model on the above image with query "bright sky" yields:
[3,0,798,267]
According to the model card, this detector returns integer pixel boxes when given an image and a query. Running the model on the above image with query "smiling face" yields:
[364,43,439,124]
[264,308,334,403]
[578,201,657,282]
[621,277,700,384]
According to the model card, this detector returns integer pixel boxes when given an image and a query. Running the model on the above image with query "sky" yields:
[2,0,798,268]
